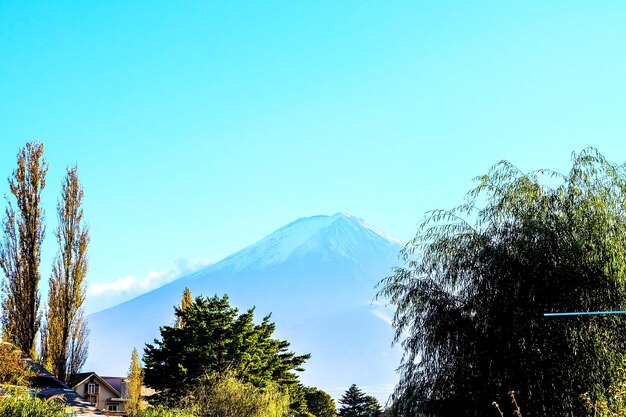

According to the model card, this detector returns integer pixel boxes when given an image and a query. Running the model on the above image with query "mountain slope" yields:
[85,213,403,402]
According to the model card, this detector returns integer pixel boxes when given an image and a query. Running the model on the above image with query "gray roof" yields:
[68,372,96,388]
[101,376,124,395]
[34,387,104,415]
[0,344,107,415]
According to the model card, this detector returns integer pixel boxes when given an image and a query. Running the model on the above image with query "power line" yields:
[544,310,626,317]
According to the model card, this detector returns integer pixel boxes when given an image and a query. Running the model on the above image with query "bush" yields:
[132,405,195,417]
[581,356,626,417]
[193,374,290,417]
[0,393,69,417]
[0,342,33,386]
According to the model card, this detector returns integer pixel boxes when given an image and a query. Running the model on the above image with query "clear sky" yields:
[1,1,626,312]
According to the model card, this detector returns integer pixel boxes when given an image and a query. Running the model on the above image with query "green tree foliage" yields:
[143,293,310,414]
[41,166,89,383]
[288,383,311,415]
[363,396,382,417]
[0,142,48,356]
[378,149,626,416]
[303,386,337,417]
[339,384,381,417]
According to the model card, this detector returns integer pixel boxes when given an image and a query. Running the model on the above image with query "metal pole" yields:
[544,310,626,317]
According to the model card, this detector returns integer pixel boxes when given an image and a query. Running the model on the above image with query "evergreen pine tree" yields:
[339,384,367,417]
[143,294,310,413]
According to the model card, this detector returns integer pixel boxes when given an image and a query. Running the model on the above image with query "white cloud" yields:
[370,308,393,326]
[85,258,212,313]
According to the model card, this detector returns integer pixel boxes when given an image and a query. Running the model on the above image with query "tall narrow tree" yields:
[175,287,193,329]
[126,347,144,416]
[0,142,48,356]
[42,166,89,382]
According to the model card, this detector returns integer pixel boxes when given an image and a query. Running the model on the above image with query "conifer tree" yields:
[126,347,144,416]
[0,142,48,356]
[338,385,382,417]
[339,384,367,417]
[41,166,89,382]
[144,294,310,412]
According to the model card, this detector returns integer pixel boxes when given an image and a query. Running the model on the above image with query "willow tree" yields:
[379,149,626,417]
[0,142,48,356]
[41,166,89,382]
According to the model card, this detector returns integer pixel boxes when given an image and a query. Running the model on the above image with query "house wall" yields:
[74,382,87,398]
[75,377,126,412]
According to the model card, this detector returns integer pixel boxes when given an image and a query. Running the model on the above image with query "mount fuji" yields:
[85,213,404,402]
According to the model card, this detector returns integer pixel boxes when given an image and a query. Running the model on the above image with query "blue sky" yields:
[1,1,626,312]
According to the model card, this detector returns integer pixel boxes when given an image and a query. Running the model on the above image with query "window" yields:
[108,404,119,411]
[87,383,96,395]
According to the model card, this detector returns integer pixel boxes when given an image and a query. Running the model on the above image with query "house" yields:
[0,342,104,416]
[2,342,147,416]
[71,372,126,414]
[27,360,105,416]
[102,376,157,408]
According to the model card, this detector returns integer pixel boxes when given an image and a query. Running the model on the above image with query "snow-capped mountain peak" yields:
[213,213,402,271]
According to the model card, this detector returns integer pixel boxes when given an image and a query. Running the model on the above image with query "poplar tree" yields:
[0,142,48,356]
[126,347,144,416]
[41,166,89,382]
[175,287,193,328]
